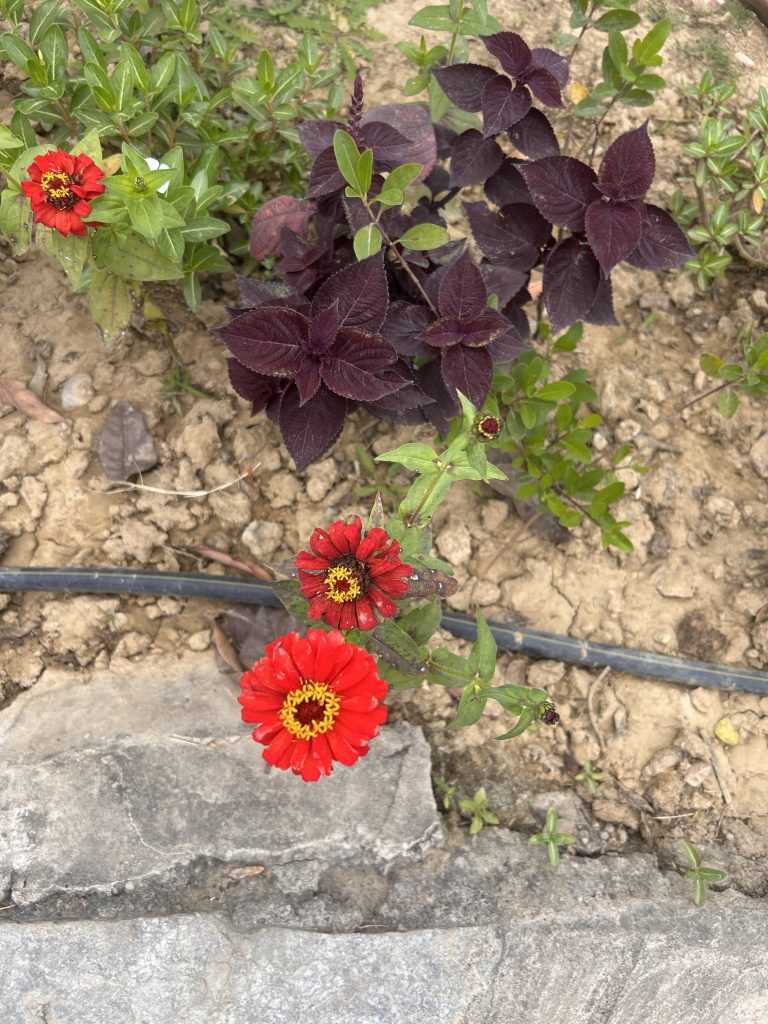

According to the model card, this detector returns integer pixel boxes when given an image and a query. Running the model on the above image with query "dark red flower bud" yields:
[473,413,502,441]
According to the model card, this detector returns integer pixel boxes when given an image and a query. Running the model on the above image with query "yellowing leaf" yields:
[751,188,764,215]
[569,81,589,104]
[101,154,123,177]
[714,717,739,746]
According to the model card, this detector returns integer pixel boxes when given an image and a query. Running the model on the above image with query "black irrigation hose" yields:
[1,565,767,696]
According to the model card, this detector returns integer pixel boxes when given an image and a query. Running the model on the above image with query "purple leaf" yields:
[583,276,618,326]
[278,384,348,471]
[250,196,314,260]
[598,122,654,200]
[236,276,292,308]
[322,329,400,401]
[423,311,507,348]
[311,254,389,332]
[308,302,341,353]
[465,200,549,260]
[449,129,504,187]
[524,66,563,107]
[481,77,531,137]
[480,261,529,306]
[216,307,308,374]
[519,156,598,231]
[625,203,695,271]
[359,121,409,164]
[508,109,560,159]
[543,237,600,333]
[480,32,531,78]
[360,103,437,180]
[298,119,346,157]
[227,359,288,415]
[295,358,321,406]
[530,47,569,88]
[585,199,643,275]
[425,164,451,196]
[382,301,434,357]
[417,358,460,436]
[487,325,528,361]
[433,123,458,159]
[431,64,498,112]
[362,360,432,410]
[440,344,494,407]
[422,317,468,348]
[306,146,345,198]
[438,252,487,319]
[485,158,533,206]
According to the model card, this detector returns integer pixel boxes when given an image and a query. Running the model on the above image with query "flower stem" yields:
[362,197,438,315]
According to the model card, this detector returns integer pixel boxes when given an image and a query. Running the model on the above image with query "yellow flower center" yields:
[40,170,73,200]
[325,564,362,604]
[279,680,341,740]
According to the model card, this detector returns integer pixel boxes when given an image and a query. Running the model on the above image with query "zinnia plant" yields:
[239,628,388,781]
[21,149,105,237]
[295,515,412,630]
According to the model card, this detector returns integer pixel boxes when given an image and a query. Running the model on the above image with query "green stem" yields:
[445,0,466,66]
[361,196,438,315]
[402,461,451,527]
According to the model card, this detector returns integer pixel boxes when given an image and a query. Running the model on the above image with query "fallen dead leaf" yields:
[189,544,274,580]
[0,376,64,424]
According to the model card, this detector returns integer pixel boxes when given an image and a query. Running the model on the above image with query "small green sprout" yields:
[161,368,211,415]
[575,760,605,796]
[459,787,499,835]
[681,840,727,907]
[434,777,457,812]
[529,807,577,866]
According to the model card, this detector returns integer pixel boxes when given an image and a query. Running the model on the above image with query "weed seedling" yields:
[680,840,727,906]
[459,787,500,835]
[530,807,577,866]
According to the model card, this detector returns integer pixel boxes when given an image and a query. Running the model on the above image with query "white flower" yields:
[144,157,171,195]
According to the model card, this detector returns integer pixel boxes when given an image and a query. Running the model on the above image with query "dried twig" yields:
[698,727,732,806]
[587,666,610,753]
[106,464,259,498]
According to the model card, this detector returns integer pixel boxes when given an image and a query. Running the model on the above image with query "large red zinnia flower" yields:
[21,149,105,237]
[295,515,411,631]
[239,629,388,781]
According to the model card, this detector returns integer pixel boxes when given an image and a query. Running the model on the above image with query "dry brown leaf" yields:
[189,545,274,580]
[0,376,64,424]
[212,620,245,673]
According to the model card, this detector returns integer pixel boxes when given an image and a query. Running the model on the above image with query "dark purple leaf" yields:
[295,358,321,405]
[298,119,346,157]
[382,301,434,357]
[306,146,345,198]
[216,307,308,374]
[433,123,458,159]
[311,254,389,332]
[485,158,533,207]
[440,344,494,407]
[359,121,409,162]
[227,359,288,415]
[481,77,531,137]
[250,196,313,260]
[438,252,487,319]
[519,156,598,232]
[425,164,451,196]
[449,129,504,187]
[308,301,341,353]
[524,67,563,107]
[362,360,432,410]
[480,261,529,306]
[360,103,437,180]
[543,237,600,333]
[583,276,618,326]
[598,122,654,200]
[487,325,528,361]
[530,48,569,88]
[422,317,467,348]
[236,276,292,308]
[278,385,348,471]
[502,298,531,341]
[625,203,695,271]
[218,604,298,671]
[417,358,460,435]
[480,32,531,78]
[98,401,157,482]
[585,199,643,274]
[431,64,498,112]
[322,329,400,401]
[423,311,507,348]
[465,200,549,261]
[508,109,560,159]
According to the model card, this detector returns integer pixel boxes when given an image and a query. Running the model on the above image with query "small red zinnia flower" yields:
[296,515,411,631]
[21,149,105,237]
[239,629,388,781]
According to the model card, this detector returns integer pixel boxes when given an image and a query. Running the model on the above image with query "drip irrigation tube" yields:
[1,565,767,696]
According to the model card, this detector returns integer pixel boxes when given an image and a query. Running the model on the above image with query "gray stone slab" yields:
[0,655,441,908]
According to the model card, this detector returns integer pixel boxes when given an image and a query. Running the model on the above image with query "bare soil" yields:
[1,0,768,893]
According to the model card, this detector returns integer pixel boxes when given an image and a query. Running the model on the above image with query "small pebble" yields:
[60,372,94,411]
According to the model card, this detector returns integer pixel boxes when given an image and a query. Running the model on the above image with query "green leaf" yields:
[470,609,497,682]
[353,223,383,260]
[717,363,743,383]
[399,472,452,525]
[112,59,135,113]
[0,185,35,254]
[333,129,364,192]
[369,617,426,675]
[36,228,88,287]
[593,9,641,30]
[495,707,535,740]
[374,188,404,209]
[29,0,63,47]
[357,147,373,194]
[91,231,184,282]
[149,51,176,94]
[1,31,36,71]
[682,840,702,868]
[385,163,423,191]
[607,30,628,76]
[448,684,487,730]
[89,269,133,347]
[397,602,442,646]
[71,127,103,165]
[427,647,472,687]
[398,223,451,250]
[409,5,454,31]
[716,387,739,418]
[40,24,67,80]
[536,381,576,402]
[376,442,439,473]
[632,17,672,64]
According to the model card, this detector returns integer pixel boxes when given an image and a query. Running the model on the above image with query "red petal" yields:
[300,756,321,781]
[295,551,330,571]
[298,573,327,598]
[262,728,294,765]
[310,732,333,775]
[339,600,357,630]
[290,737,310,774]
[353,595,377,631]
[368,587,399,617]
[328,518,358,555]
[310,527,344,560]
[326,727,360,766]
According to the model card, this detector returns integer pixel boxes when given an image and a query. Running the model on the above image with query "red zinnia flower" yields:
[295,515,411,631]
[239,629,388,781]
[21,149,105,237]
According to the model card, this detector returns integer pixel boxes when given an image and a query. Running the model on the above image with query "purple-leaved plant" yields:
[217,33,693,468]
